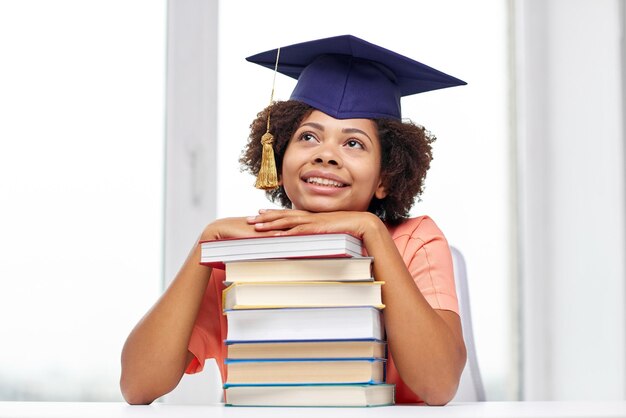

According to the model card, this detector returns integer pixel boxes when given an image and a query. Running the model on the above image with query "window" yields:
[0,0,165,400]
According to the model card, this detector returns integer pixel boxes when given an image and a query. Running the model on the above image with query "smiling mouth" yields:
[305,177,347,188]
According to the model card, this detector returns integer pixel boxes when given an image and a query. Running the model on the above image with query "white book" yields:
[225,306,384,342]
[200,233,363,268]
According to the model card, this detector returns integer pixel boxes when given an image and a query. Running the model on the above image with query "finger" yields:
[259,208,311,216]
[258,208,285,214]
[253,219,297,231]
[254,210,309,224]
[247,210,291,224]
[273,223,320,236]
[253,216,312,232]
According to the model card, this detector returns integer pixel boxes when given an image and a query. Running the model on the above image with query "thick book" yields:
[222,281,384,310]
[224,384,395,407]
[199,233,363,268]
[224,257,373,284]
[225,306,384,342]
[224,358,385,385]
[226,339,386,360]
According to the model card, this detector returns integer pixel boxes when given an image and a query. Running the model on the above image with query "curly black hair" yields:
[239,100,435,225]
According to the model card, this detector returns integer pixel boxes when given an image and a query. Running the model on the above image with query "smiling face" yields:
[280,110,387,213]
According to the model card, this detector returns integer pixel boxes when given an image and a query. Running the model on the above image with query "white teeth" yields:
[306,177,345,187]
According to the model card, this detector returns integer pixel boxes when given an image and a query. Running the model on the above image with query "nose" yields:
[314,156,339,166]
[312,143,342,167]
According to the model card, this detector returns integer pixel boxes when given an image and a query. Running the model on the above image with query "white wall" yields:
[162,0,222,404]
[517,0,626,400]
[164,0,219,287]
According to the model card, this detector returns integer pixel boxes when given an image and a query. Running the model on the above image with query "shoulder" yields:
[387,215,446,241]
[386,215,450,258]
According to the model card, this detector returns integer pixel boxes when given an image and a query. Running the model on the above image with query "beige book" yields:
[225,384,395,407]
[225,358,385,385]
[224,257,373,284]
[226,340,386,359]
[222,281,384,310]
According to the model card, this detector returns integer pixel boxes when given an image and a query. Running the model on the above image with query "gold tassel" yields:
[255,47,281,190]
[255,130,279,190]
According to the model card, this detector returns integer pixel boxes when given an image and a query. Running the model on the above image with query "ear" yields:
[374,180,387,199]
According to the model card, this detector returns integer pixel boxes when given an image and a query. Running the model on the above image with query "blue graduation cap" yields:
[246,34,466,120]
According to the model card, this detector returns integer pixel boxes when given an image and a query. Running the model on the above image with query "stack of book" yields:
[200,233,395,407]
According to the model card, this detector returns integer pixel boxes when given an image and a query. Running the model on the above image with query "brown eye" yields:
[300,133,317,142]
[346,139,364,149]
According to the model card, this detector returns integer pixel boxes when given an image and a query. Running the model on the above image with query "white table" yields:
[1,402,626,418]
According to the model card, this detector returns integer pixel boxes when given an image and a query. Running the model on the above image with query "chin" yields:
[299,201,366,213]
[293,201,343,213]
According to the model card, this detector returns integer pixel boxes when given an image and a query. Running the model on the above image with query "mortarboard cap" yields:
[246,34,466,120]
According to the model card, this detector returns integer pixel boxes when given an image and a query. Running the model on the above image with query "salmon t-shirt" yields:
[185,216,460,404]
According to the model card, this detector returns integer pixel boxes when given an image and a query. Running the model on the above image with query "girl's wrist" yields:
[360,212,387,243]
[200,223,219,242]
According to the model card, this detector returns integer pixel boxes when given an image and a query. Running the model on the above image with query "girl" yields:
[120,34,467,406]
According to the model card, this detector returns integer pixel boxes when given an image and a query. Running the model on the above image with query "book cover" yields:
[224,383,395,407]
[222,281,384,310]
[225,306,384,343]
[226,339,386,360]
[224,257,374,284]
[200,233,364,268]
[224,358,386,385]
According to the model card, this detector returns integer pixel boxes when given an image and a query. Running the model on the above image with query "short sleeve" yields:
[389,216,459,314]
[185,268,228,382]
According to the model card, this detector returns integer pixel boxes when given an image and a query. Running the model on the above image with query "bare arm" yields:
[362,214,466,405]
[249,210,466,405]
[120,239,212,405]
[120,217,272,404]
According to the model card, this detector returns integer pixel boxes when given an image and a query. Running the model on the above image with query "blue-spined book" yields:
[224,358,386,385]
[224,383,395,407]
